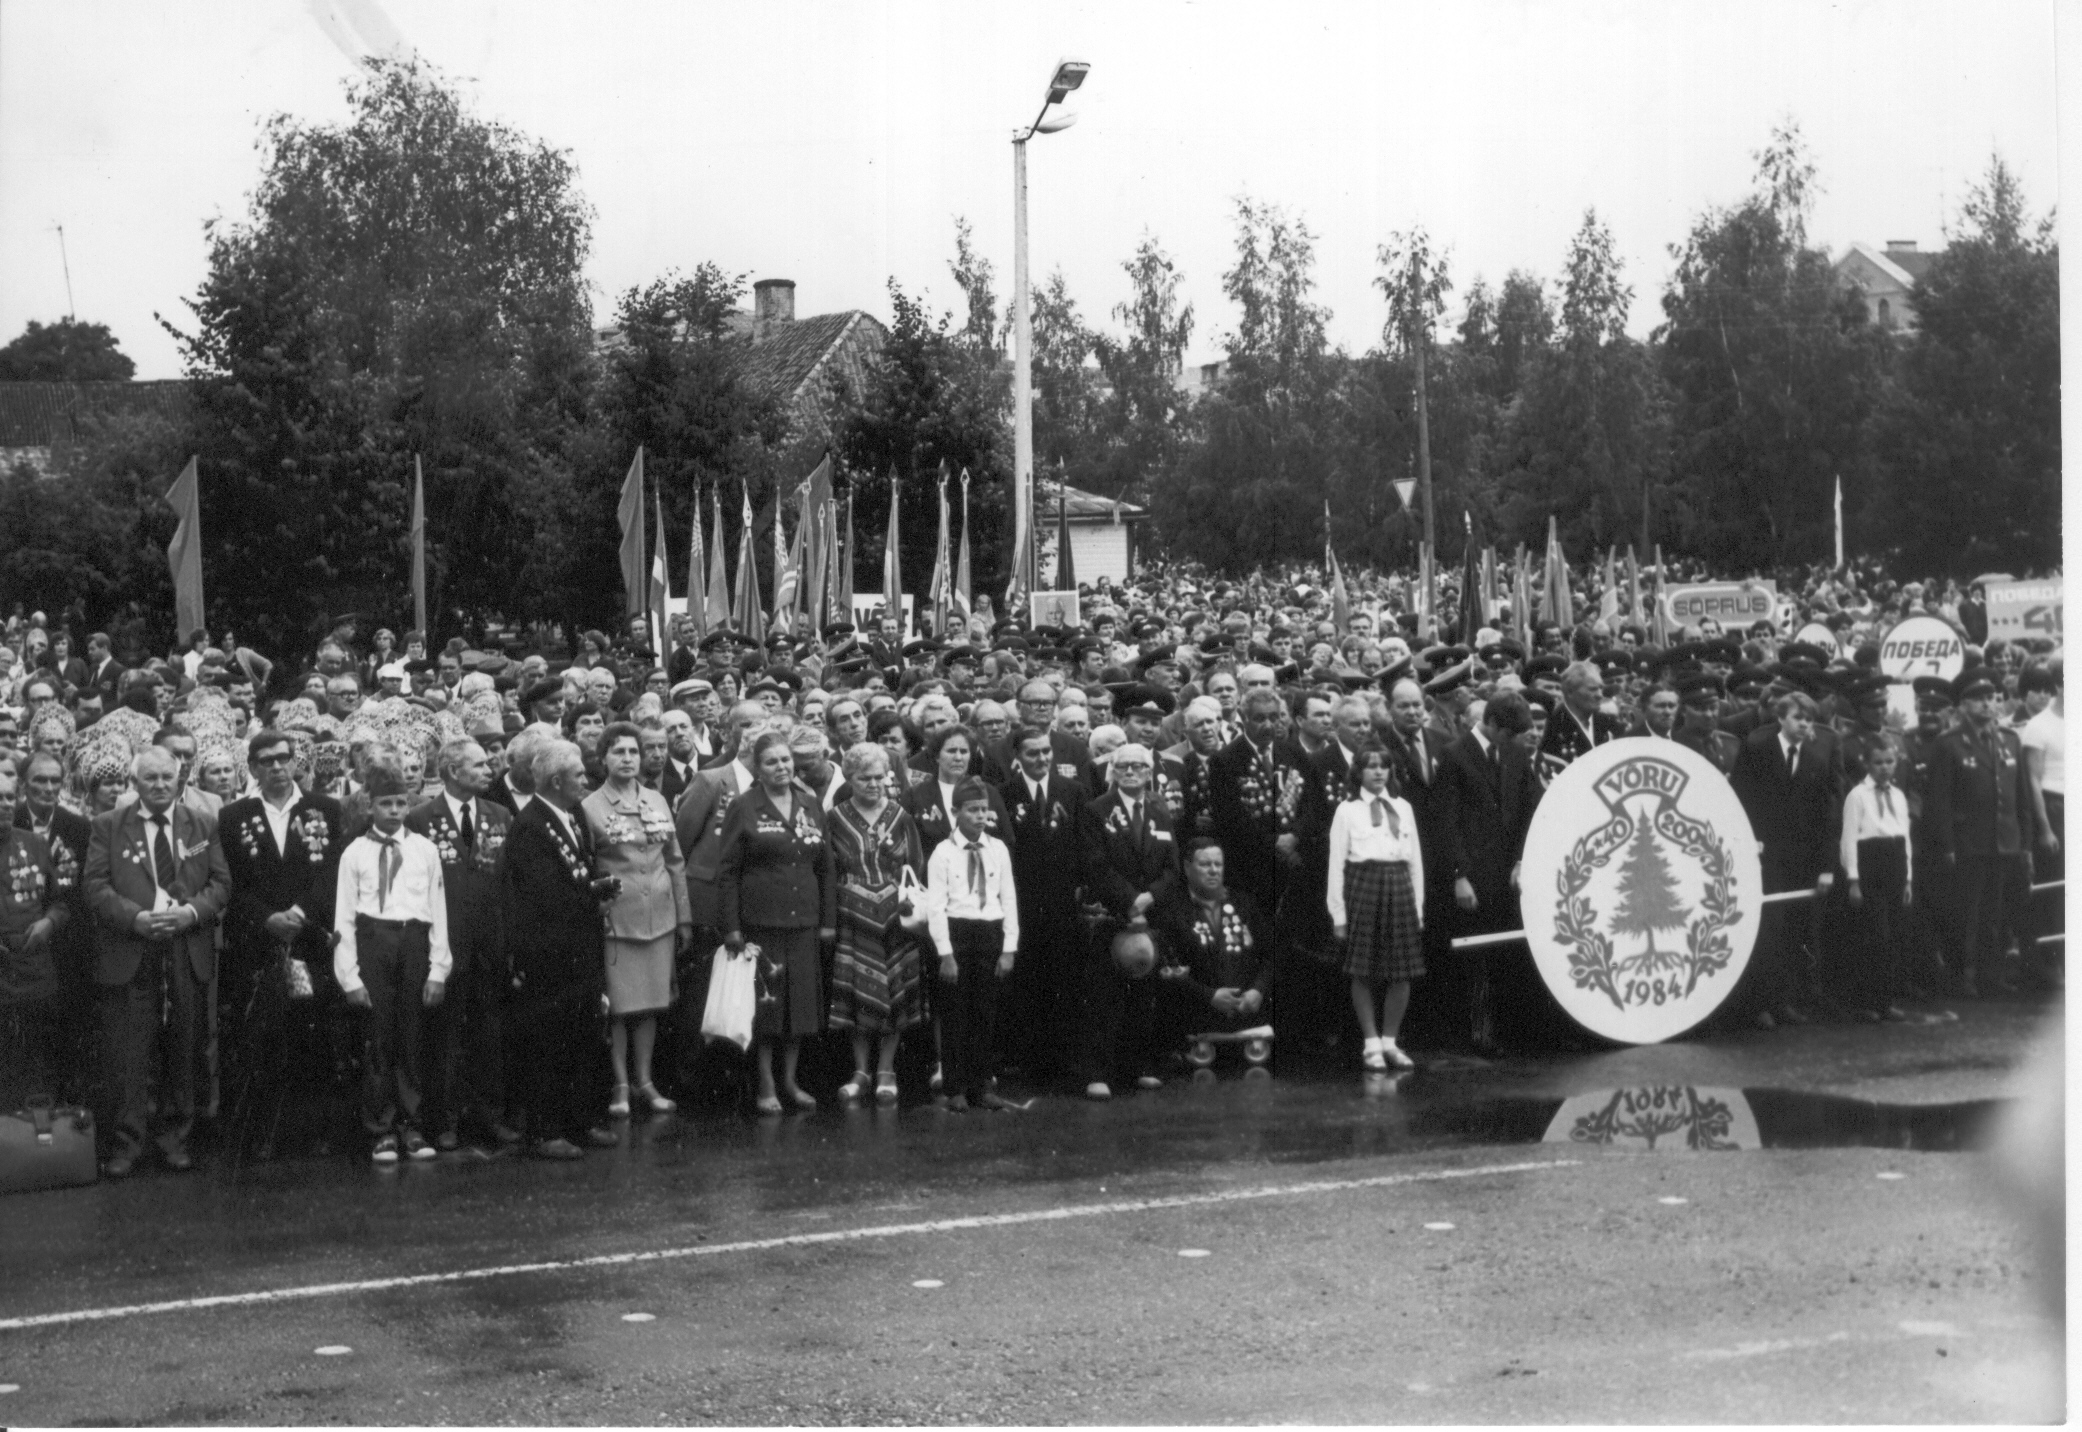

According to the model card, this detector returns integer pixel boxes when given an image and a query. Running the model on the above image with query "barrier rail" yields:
[1449,878,2064,953]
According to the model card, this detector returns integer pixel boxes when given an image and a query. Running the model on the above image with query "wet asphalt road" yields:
[0,998,2063,1425]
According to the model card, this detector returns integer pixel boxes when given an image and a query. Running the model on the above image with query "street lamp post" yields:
[1011,59,1088,603]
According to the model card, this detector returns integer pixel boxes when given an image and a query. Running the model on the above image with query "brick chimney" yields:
[1885,240,1918,254]
[753,279,796,343]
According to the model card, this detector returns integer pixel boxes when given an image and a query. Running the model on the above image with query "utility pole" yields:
[54,223,76,321]
[1411,248,1435,568]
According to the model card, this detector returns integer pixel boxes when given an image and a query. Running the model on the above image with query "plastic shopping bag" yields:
[700,943,758,1052]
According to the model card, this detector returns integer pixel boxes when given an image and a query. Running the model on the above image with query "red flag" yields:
[165,455,204,641]
[618,448,646,623]
[410,454,427,638]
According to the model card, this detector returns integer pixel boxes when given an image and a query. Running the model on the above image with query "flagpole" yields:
[410,454,426,638]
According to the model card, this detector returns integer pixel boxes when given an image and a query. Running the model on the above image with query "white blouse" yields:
[1326,793,1424,928]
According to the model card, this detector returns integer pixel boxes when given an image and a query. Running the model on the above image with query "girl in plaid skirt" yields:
[1326,746,1424,1071]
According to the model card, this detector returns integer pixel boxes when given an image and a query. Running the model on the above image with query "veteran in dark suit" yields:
[406,736,513,1146]
[1074,741,1182,1098]
[217,729,345,1158]
[1439,692,1541,1053]
[997,724,1091,1081]
[500,738,616,1159]
[86,747,232,1175]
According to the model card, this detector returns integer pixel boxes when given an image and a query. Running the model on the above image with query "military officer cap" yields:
[1130,617,1165,640]
[766,668,803,695]
[1423,660,1475,697]
[1375,656,1416,693]
[745,676,782,700]
[831,653,874,675]
[1520,686,1557,715]
[1728,663,1771,697]
[1592,648,1633,676]
[403,657,434,675]
[1479,639,1525,665]
[1778,641,1833,668]
[822,622,856,641]
[1675,671,1725,704]
[698,630,738,653]
[1523,653,1567,681]
[1138,644,1179,671]
[902,638,942,660]
[1702,637,1743,665]
[1953,669,1999,702]
[522,677,565,708]
[941,644,979,667]
[1119,684,1173,718]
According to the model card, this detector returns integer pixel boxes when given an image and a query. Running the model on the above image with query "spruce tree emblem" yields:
[1611,819,1686,975]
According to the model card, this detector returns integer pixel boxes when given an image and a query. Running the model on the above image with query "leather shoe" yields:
[104,1152,137,1179]
[972,1090,1027,1112]
[529,1138,582,1161]
[162,1146,195,1173]
[584,1125,620,1148]
[489,1121,523,1146]
[435,1128,460,1153]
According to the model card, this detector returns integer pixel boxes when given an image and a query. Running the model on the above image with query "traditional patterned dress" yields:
[827,799,927,1035]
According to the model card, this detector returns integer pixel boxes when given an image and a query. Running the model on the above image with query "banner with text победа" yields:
[1877,614,1966,682]
[1984,579,2063,646]
[1661,579,1779,633]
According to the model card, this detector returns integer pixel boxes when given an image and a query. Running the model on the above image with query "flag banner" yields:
[882,472,903,631]
[1004,467,1031,613]
[1418,542,1434,638]
[1651,544,1672,646]
[1833,476,1845,570]
[952,470,973,625]
[797,454,834,630]
[410,454,427,637]
[165,455,205,640]
[734,486,765,644]
[618,449,646,621]
[771,485,800,636]
[650,475,670,652]
[686,484,707,640]
[1541,516,1574,629]
[1625,545,1644,627]
[1459,522,1484,647]
[838,490,856,626]
[1480,544,1498,623]
[928,464,952,639]
[1054,471,1076,592]
[705,488,730,634]
[1598,548,1619,623]
[1325,502,1350,633]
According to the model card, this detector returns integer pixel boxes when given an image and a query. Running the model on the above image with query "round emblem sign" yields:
[1520,738,1762,1044]
[1794,622,1838,657]
[1877,615,1965,682]
[1541,1086,1761,1151]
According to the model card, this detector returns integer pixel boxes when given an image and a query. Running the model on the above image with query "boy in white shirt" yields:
[1840,742,1911,1022]
[926,780,1021,1112]
[334,760,452,1162]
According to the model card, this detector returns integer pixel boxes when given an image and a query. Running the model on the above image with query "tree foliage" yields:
[1869,155,2060,575]
[829,276,1012,602]
[164,58,595,653]
[0,318,136,382]
[1657,122,1887,571]
[1088,235,1196,501]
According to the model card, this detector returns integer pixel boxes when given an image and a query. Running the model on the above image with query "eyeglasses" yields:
[255,752,296,766]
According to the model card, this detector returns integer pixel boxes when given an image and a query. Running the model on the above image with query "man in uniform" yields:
[1926,671,2042,997]
[1535,660,1625,784]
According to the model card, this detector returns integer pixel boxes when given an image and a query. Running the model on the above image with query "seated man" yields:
[1146,838,1274,1040]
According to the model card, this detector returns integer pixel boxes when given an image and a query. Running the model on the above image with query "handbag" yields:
[0,1095,97,1195]
[896,867,932,937]
[699,943,758,1052]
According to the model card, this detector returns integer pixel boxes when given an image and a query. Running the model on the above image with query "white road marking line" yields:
[1658,1196,1689,1205]
[910,1280,944,1289]
[1877,1171,1907,1180]
[1423,1221,1455,1230]
[1177,1248,1211,1258]
[0,1383,20,1393]
[313,1345,352,1356]
[1685,1331,1853,1361]
[0,1158,1576,1333]
[619,1313,655,1323]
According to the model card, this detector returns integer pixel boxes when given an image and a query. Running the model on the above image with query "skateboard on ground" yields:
[1185,1025,1274,1069]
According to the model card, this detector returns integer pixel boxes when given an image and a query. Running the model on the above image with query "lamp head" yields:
[1046,60,1090,105]
[1034,111,1079,134]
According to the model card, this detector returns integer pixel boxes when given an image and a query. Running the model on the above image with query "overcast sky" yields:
[0,0,2061,380]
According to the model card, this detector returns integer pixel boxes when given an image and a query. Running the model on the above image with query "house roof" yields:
[734,310,884,421]
[1837,242,1939,292]
[1038,476,1148,524]
[0,380,189,450]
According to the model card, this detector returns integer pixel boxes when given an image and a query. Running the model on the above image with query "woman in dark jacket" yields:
[719,729,837,1114]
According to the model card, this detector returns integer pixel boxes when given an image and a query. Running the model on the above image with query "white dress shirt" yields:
[2022,705,2064,797]
[925,831,1020,955]
[332,825,453,993]
[260,788,297,856]
[1839,778,1912,882]
[443,789,480,838]
[1325,793,1424,928]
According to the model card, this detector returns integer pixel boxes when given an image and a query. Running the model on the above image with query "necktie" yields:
[1370,797,1385,828]
[459,801,475,847]
[375,835,400,912]
[1413,736,1429,785]
[1127,800,1143,847]
[1787,741,1800,779]
[150,817,178,897]
[967,841,985,900]
[1877,786,1893,821]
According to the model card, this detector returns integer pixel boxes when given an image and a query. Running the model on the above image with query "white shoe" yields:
[1380,1039,1415,1071]
[1361,1036,1387,1072]
[1085,1081,1113,1101]
[1136,1073,1163,1090]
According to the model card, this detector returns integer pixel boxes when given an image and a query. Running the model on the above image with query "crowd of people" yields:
[0,551,2062,1175]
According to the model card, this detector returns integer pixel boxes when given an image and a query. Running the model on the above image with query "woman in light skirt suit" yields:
[583,722,692,1116]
